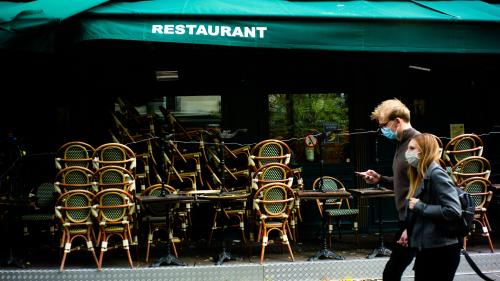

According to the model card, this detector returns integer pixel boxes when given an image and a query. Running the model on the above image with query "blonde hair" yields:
[371,98,411,122]
[407,133,441,198]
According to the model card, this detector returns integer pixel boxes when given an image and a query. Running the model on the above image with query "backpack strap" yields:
[461,249,495,281]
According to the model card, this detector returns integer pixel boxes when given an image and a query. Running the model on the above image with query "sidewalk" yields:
[2,232,498,281]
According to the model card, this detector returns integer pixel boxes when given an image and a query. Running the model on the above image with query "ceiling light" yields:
[155,70,179,81]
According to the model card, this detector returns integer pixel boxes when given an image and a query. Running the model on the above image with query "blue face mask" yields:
[381,127,397,140]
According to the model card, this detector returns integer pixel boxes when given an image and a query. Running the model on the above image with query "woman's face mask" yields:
[405,150,420,167]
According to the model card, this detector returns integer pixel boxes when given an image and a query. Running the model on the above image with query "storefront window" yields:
[173,96,221,127]
[268,93,349,164]
[174,96,221,117]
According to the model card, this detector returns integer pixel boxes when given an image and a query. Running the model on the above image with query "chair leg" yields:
[481,218,495,253]
[60,234,70,272]
[353,219,359,247]
[283,224,294,262]
[145,228,153,262]
[238,214,247,244]
[257,221,262,243]
[125,245,134,269]
[486,233,495,253]
[286,219,294,243]
[89,245,99,269]
[208,209,220,248]
[284,236,294,262]
[484,214,492,232]
[292,214,299,242]
[336,219,342,240]
[171,236,178,258]
[260,226,267,264]
[123,230,134,269]
[98,233,107,270]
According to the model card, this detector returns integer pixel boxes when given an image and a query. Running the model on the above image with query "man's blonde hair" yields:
[371,98,411,122]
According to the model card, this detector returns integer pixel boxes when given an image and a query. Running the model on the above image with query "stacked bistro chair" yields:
[128,139,156,193]
[92,165,138,250]
[94,188,136,269]
[249,139,292,172]
[141,183,181,263]
[313,176,359,247]
[443,133,484,169]
[253,182,295,264]
[166,143,204,235]
[166,172,196,238]
[251,163,294,191]
[92,143,136,172]
[460,177,495,253]
[206,169,251,247]
[251,163,297,241]
[450,156,491,186]
[110,111,157,193]
[54,166,96,194]
[249,139,303,241]
[92,166,136,193]
[203,133,251,247]
[55,189,99,271]
[92,143,138,248]
[156,133,206,241]
[53,142,99,271]
[55,141,95,170]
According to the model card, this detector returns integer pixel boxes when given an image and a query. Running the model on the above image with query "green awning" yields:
[78,0,500,53]
[0,0,108,51]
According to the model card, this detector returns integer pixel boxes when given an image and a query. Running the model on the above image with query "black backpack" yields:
[423,166,474,239]
[454,186,475,238]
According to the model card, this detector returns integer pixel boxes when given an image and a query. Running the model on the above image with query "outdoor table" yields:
[349,187,394,259]
[298,190,352,261]
[137,193,195,266]
[198,191,249,265]
[0,197,33,268]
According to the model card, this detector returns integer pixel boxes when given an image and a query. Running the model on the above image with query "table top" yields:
[137,194,195,204]
[349,187,394,198]
[0,196,34,207]
[298,190,351,199]
[198,191,249,201]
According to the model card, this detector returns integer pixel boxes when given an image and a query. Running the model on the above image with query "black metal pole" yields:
[150,133,186,266]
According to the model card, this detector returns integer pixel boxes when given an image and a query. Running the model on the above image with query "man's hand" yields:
[356,169,381,184]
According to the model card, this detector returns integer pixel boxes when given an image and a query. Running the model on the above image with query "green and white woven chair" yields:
[451,156,491,186]
[21,183,58,250]
[94,188,135,269]
[54,166,95,194]
[55,189,98,271]
[443,133,483,169]
[55,141,95,170]
[253,182,295,264]
[313,176,359,247]
[141,183,181,263]
[249,139,292,172]
[461,177,495,253]
[92,143,136,172]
